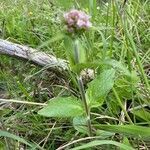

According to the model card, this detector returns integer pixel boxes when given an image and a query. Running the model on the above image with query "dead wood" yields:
[0,39,68,71]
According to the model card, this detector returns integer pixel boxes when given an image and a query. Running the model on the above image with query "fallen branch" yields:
[0,39,94,80]
[0,39,68,70]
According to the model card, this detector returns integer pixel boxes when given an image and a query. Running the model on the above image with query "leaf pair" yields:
[38,69,116,118]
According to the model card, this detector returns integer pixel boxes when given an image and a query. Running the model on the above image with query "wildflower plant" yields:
[38,9,139,137]
[64,9,92,33]
[1,0,150,149]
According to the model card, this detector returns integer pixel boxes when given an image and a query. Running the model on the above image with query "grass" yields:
[0,0,150,149]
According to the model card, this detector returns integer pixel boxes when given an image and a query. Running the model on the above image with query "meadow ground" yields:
[0,0,150,149]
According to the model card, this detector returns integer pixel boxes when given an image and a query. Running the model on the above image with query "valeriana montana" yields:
[64,9,92,33]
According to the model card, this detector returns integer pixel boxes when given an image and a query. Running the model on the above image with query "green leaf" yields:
[132,109,150,121]
[115,71,139,99]
[74,39,86,64]
[70,140,134,150]
[72,59,131,75]
[86,69,115,107]
[102,59,130,76]
[96,125,150,140]
[0,131,32,147]
[73,116,88,134]
[96,130,115,139]
[64,37,86,72]
[38,97,84,118]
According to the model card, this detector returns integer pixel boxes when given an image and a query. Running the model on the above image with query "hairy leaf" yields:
[86,69,115,107]
[38,97,83,118]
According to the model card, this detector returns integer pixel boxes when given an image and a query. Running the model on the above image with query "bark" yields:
[0,39,68,70]
[0,39,94,80]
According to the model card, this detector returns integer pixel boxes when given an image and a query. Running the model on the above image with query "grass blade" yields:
[70,140,134,150]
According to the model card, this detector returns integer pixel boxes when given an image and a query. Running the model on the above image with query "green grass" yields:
[0,0,150,149]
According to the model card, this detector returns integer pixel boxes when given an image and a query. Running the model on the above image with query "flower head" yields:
[64,9,92,33]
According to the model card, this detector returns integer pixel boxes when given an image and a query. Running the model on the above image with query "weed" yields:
[0,0,150,149]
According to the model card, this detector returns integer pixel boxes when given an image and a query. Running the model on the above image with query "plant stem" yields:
[77,76,92,136]
[74,39,92,136]
[0,98,47,106]
[112,88,133,124]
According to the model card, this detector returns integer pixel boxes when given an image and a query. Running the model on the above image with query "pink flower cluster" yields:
[64,9,92,33]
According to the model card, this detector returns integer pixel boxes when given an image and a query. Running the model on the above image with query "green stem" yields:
[112,88,133,124]
[77,76,92,136]
[0,98,46,106]
[74,39,92,136]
